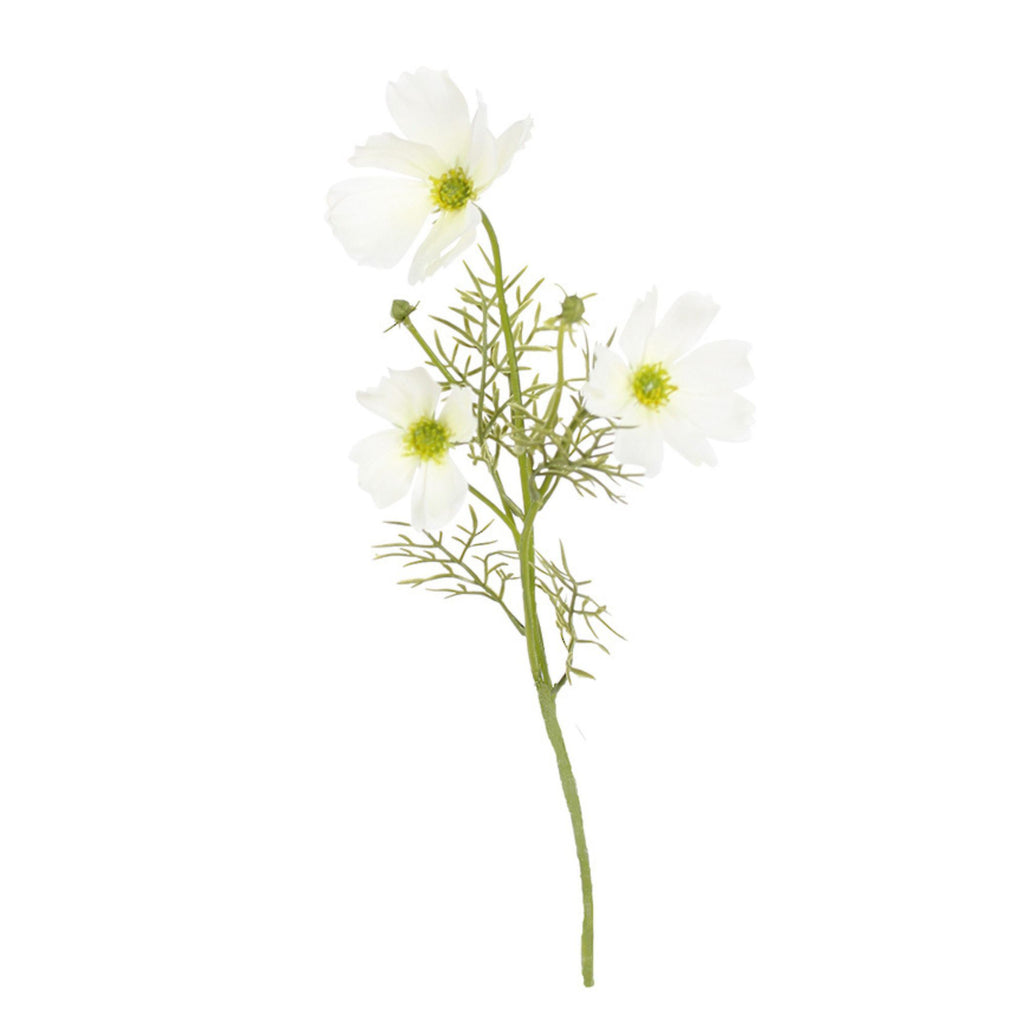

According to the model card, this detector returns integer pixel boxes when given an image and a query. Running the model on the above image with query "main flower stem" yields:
[479,207,595,988]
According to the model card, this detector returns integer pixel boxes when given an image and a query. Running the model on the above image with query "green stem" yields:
[402,318,457,385]
[468,484,517,536]
[478,208,532,504]
[479,205,595,988]
[544,320,568,429]
[522,517,595,986]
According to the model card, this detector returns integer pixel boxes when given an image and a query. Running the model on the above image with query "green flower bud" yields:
[390,299,415,323]
[560,294,586,324]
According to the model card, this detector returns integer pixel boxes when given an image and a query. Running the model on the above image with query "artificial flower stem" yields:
[521,519,595,987]
[534,660,595,985]
[544,319,568,429]
[483,454,525,524]
[401,319,458,385]
[480,206,595,988]
[467,484,518,538]
[477,208,531,499]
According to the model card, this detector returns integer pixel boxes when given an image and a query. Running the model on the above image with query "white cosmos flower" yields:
[326,68,532,284]
[351,367,476,531]
[583,289,754,474]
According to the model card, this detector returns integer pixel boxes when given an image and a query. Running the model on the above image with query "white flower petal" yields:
[409,455,468,531]
[326,177,431,268]
[674,391,755,442]
[357,367,440,427]
[466,97,499,191]
[675,340,754,394]
[494,117,533,179]
[349,132,444,179]
[583,346,634,418]
[385,68,472,167]
[408,205,481,284]
[613,413,665,476]
[644,292,719,364]
[350,429,417,507]
[618,289,659,365]
[660,405,719,467]
[439,387,476,443]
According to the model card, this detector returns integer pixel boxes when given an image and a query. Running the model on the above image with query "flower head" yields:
[583,290,754,474]
[351,367,476,530]
[326,68,532,284]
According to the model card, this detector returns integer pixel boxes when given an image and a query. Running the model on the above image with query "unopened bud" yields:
[560,294,586,324]
[390,299,415,323]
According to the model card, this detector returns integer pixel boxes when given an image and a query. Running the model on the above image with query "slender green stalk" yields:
[402,318,457,385]
[467,484,517,536]
[478,209,531,503]
[478,206,596,988]
[544,319,568,429]
[533,653,594,985]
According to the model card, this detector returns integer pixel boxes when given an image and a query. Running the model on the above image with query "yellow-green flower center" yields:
[430,167,476,211]
[403,416,451,462]
[631,362,677,409]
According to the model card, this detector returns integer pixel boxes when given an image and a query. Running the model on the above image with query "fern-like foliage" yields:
[376,257,632,690]
[535,542,624,689]
[374,505,524,635]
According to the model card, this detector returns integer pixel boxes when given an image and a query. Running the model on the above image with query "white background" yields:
[2,1,1023,1020]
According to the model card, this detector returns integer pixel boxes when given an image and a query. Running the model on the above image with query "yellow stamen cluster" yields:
[631,362,676,409]
[403,416,451,462]
[430,167,476,211]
